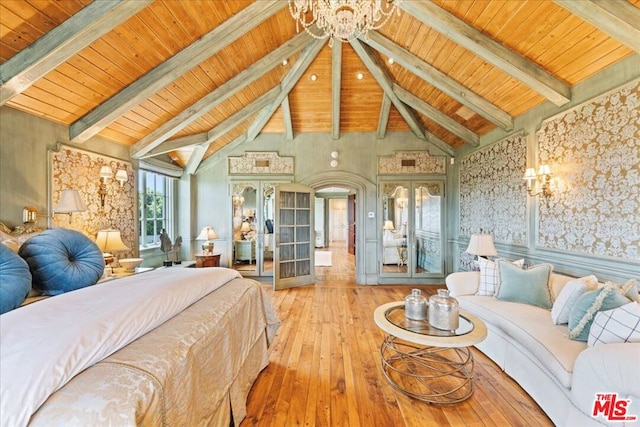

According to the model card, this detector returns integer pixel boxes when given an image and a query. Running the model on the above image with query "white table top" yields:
[374,301,487,348]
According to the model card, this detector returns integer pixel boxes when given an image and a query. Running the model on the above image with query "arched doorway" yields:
[302,171,375,285]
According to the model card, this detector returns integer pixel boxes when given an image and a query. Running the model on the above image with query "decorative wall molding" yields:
[51,145,135,257]
[459,131,528,245]
[378,151,446,175]
[228,152,293,175]
[537,80,640,260]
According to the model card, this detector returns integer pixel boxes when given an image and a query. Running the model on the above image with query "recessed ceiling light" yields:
[310,74,317,81]
[282,59,288,66]
[388,58,394,65]
[356,72,364,80]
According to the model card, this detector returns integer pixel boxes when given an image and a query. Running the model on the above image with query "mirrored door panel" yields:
[413,183,443,275]
[381,183,409,274]
[231,183,257,273]
[380,180,444,278]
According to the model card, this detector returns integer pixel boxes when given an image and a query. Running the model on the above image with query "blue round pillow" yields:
[0,244,32,314]
[18,228,104,296]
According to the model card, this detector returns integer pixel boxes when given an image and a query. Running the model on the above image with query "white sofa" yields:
[446,271,640,426]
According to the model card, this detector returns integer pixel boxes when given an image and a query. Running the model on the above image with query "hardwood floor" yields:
[241,243,552,426]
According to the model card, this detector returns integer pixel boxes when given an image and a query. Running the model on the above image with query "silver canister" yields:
[405,289,428,320]
[428,289,459,331]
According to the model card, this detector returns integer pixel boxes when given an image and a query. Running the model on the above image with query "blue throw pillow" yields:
[495,260,553,309]
[18,228,104,296]
[0,244,32,314]
[567,282,633,342]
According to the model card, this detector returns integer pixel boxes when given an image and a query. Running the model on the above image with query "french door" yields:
[274,183,315,290]
[380,180,444,278]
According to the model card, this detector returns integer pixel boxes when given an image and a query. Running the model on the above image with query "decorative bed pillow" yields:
[567,281,635,342]
[0,244,32,314]
[587,302,640,347]
[476,257,524,296]
[18,228,104,296]
[495,261,553,309]
[551,275,599,325]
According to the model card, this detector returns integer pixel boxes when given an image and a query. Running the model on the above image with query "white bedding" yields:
[0,267,241,426]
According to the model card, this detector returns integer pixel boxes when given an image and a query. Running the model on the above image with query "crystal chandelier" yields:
[288,0,402,45]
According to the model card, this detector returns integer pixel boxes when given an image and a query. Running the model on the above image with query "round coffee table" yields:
[374,301,487,404]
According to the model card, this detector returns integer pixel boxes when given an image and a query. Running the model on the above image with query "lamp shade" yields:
[466,234,497,257]
[196,226,218,241]
[95,229,129,253]
[114,169,128,186]
[99,165,113,179]
[383,220,395,231]
[240,222,251,233]
[54,189,87,213]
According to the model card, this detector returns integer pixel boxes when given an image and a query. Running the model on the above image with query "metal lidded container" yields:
[429,289,459,331]
[404,289,428,320]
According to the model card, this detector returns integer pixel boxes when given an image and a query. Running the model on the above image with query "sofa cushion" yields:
[568,282,635,342]
[457,295,586,388]
[495,261,553,309]
[476,257,524,297]
[18,228,104,296]
[551,275,599,325]
[0,244,32,314]
[587,302,640,347]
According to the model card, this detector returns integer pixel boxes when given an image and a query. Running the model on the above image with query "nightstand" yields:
[195,253,221,268]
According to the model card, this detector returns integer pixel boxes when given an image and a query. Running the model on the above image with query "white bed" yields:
[1,267,279,426]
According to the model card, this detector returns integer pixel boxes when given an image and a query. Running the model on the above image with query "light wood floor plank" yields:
[241,243,552,426]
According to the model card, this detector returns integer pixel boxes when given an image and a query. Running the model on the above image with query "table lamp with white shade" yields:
[465,233,497,270]
[196,226,218,254]
[95,229,130,272]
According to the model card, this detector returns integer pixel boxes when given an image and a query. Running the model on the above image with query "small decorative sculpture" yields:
[159,228,173,267]
[173,236,182,264]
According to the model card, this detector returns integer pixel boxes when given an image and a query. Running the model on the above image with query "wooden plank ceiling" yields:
[1,0,639,172]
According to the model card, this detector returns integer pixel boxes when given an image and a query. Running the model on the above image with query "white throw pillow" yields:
[476,257,524,296]
[551,275,599,325]
[587,302,640,347]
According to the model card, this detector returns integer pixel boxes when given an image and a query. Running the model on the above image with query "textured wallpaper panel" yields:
[537,80,640,260]
[459,132,528,245]
[52,146,136,257]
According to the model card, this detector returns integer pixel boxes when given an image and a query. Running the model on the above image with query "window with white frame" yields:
[138,169,175,248]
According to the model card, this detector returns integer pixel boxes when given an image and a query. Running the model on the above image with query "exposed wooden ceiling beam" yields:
[183,145,208,176]
[332,43,343,140]
[349,38,454,156]
[0,0,152,106]
[130,30,312,159]
[401,1,571,106]
[393,84,479,147]
[145,86,280,159]
[281,95,294,140]
[553,0,640,53]
[246,38,326,141]
[377,95,392,139]
[197,134,247,174]
[361,31,513,131]
[184,87,279,174]
[69,0,286,143]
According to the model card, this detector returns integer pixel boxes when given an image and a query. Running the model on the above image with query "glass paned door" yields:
[275,183,315,290]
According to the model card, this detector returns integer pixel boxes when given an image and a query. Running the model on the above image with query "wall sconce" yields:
[523,164,553,198]
[98,166,128,208]
[54,189,87,223]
